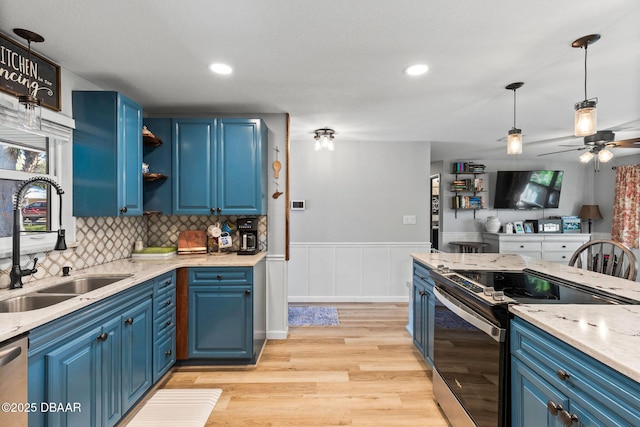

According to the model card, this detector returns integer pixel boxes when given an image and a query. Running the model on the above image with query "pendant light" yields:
[572,34,600,137]
[505,82,524,155]
[13,28,46,130]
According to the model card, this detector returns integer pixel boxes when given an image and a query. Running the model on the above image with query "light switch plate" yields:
[403,215,416,225]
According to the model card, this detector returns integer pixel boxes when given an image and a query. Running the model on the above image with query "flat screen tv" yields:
[493,170,563,209]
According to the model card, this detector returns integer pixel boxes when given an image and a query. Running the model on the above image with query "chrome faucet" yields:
[10,176,67,289]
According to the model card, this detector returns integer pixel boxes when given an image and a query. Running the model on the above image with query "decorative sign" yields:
[0,31,61,111]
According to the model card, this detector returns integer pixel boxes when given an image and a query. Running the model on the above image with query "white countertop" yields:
[411,252,640,383]
[0,252,266,343]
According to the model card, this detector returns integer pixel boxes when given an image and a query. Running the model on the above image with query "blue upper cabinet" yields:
[218,119,268,215]
[73,91,143,216]
[172,118,217,214]
[173,118,267,215]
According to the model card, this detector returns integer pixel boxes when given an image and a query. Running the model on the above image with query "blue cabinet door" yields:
[46,324,104,427]
[172,118,216,214]
[188,285,253,359]
[512,358,567,427]
[217,119,267,215]
[121,297,153,414]
[101,317,122,427]
[118,95,144,216]
[72,91,143,216]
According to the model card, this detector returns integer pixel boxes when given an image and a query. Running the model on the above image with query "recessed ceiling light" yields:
[404,64,429,76]
[209,63,233,75]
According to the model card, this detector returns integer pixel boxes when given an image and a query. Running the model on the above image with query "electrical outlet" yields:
[403,215,416,225]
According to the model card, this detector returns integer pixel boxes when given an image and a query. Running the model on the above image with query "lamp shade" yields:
[578,204,603,220]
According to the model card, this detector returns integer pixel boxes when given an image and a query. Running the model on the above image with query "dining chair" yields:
[568,239,638,280]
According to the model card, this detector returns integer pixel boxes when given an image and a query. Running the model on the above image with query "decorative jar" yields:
[485,216,501,233]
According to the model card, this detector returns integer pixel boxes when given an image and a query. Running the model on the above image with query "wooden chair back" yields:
[568,239,638,280]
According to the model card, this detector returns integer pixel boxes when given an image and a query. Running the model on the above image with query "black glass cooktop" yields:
[454,269,629,305]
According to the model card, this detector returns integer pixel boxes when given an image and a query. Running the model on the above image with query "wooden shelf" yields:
[143,173,167,181]
[143,135,163,147]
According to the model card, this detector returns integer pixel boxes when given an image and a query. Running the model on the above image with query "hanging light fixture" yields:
[505,82,524,155]
[314,128,335,151]
[572,34,600,137]
[13,28,46,130]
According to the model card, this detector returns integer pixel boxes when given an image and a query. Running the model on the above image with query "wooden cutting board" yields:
[177,230,207,254]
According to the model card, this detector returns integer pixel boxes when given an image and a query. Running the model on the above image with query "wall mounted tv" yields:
[493,170,563,209]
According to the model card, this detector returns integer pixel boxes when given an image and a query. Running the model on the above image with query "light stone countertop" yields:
[411,252,640,383]
[0,252,266,343]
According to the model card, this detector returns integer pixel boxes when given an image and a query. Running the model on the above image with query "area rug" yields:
[126,389,221,427]
[288,306,340,326]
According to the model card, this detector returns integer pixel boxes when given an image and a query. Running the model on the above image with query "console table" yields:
[482,233,591,263]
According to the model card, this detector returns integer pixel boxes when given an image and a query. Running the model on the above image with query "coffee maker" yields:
[237,217,259,255]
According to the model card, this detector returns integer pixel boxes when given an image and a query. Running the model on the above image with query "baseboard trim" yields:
[267,330,288,340]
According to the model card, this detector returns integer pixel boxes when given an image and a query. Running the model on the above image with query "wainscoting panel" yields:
[288,242,431,302]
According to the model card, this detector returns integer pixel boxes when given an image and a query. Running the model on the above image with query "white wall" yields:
[288,140,432,301]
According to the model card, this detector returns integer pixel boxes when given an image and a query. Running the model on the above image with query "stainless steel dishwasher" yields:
[0,334,28,427]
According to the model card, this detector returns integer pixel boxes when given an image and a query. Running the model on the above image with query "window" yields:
[0,127,62,256]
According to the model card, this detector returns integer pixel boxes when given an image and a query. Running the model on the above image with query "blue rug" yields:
[288,306,340,326]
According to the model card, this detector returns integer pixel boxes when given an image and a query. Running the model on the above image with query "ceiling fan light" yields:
[574,100,597,136]
[507,129,522,155]
[598,148,613,162]
[579,151,594,163]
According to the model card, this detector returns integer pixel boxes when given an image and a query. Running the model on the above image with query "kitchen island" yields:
[412,252,640,427]
[411,252,640,382]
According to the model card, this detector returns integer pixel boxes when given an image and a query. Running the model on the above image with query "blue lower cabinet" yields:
[188,285,253,359]
[511,317,640,427]
[28,279,170,427]
[46,317,122,427]
[412,261,435,366]
[121,298,153,415]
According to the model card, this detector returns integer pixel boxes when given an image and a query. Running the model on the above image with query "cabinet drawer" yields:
[511,318,640,425]
[153,329,176,382]
[541,241,584,252]
[542,252,572,263]
[413,261,435,287]
[501,241,542,252]
[155,288,175,315]
[189,267,252,285]
[155,272,175,293]
[154,310,176,337]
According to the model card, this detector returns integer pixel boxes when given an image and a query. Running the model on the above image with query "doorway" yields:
[430,174,440,250]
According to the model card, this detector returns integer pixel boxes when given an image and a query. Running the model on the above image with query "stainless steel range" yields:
[428,266,634,427]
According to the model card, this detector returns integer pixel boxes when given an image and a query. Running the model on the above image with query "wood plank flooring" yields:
[159,303,450,426]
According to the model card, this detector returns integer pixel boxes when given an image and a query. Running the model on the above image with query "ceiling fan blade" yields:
[538,147,588,156]
[614,137,640,148]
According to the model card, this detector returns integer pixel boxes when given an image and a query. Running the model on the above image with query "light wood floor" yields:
[160,303,450,426]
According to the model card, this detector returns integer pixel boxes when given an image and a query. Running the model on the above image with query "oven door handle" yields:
[434,287,506,342]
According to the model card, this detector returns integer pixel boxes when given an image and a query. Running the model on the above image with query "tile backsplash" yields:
[0,215,267,289]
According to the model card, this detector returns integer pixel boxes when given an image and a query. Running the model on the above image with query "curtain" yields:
[611,164,640,248]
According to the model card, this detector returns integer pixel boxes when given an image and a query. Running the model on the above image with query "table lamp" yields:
[578,204,603,233]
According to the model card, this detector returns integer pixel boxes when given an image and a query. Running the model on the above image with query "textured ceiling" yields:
[1,0,639,161]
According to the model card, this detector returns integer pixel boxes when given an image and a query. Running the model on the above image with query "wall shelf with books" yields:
[450,161,486,218]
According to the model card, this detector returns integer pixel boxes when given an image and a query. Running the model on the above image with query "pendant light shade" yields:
[507,129,522,155]
[13,28,46,130]
[572,34,600,137]
[579,151,594,163]
[505,82,524,155]
[597,148,613,163]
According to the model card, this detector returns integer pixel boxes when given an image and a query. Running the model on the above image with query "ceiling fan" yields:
[538,130,640,162]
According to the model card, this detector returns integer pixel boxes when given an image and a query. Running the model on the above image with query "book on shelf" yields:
[450,178,484,192]
[452,161,486,174]
[452,195,484,209]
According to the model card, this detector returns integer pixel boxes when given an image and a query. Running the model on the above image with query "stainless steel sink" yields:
[0,294,76,313]
[37,275,132,294]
